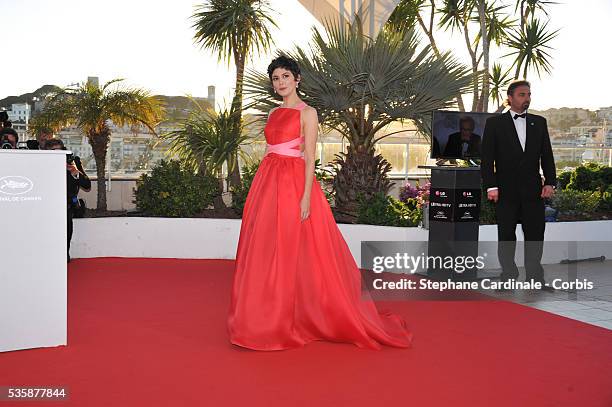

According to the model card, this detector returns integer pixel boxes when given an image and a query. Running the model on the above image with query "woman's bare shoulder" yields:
[302,105,318,121]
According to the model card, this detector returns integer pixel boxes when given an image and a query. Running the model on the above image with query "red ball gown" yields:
[228,102,413,350]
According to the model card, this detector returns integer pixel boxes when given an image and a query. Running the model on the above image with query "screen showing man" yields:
[442,116,481,158]
[430,111,496,160]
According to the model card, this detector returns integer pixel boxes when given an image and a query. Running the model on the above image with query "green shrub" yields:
[134,160,219,217]
[356,192,421,227]
[230,161,261,217]
[598,185,612,213]
[315,159,335,206]
[552,189,600,216]
[566,163,612,192]
[557,170,572,190]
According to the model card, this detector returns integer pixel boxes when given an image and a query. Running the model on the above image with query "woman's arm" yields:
[300,107,319,221]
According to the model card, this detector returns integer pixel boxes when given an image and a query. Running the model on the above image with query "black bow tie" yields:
[513,113,526,119]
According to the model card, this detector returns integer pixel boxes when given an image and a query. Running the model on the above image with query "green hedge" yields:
[554,163,612,216]
[552,189,600,216]
[357,192,421,227]
[566,163,612,192]
[230,161,261,217]
[134,160,219,217]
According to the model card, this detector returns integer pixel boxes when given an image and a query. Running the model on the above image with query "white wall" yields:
[0,150,67,352]
[72,218,612,268]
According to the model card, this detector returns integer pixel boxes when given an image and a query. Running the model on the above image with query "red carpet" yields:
[1,258,611,407]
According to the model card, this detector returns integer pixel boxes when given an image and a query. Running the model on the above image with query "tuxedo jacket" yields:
[67,156,91,206]
[481,112,556,202]
[443,132,481,158]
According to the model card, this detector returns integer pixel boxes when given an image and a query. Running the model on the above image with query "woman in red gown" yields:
[228,56,412,351]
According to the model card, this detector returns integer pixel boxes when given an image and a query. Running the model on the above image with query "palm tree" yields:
[505,17,559,79]
[37,79,164,211]
[386,0,421,33]
[489,62,512,110]
[473,1,515,111]
[245,17,471,220]
[437,0,480,111]
[191,0,276,189]
[389,0,467,112]
[516,0,557,31]
[160,100,251,209]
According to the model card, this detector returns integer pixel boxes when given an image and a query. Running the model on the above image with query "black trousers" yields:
[495,198,545,282]
[67,208,73,260]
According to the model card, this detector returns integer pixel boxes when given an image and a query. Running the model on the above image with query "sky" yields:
[1,0,610,111]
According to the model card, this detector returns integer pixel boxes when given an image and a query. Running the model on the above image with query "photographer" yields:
[44,138,91,262]
[0,127,19,149]
[26,127,54,150]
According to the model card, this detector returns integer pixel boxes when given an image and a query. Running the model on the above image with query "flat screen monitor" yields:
[430,110,499,160]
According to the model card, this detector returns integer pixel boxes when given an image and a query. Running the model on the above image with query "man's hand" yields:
[541,185,555,199]
[67,163,80,177]
[487,189,499,203]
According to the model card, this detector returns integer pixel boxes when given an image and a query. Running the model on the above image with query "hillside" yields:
[0,85,61,109]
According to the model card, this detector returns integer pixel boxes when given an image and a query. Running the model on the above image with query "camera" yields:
[67,153,74,164]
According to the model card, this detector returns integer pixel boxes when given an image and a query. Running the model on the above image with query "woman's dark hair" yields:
[267,55,301,82]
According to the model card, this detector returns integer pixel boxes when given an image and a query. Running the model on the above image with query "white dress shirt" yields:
[510,109,527,151]
[487,110,527,193]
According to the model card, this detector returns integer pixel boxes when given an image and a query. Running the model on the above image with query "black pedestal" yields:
[420,166,482,280]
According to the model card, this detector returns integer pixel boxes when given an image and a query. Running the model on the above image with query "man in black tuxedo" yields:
[481,80,556,290]
[443,116,481,158]
[44,138,91,262]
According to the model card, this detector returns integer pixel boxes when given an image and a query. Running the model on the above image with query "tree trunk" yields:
[477,0,490,112]
[417,11,466,112]
[88,128,110,212]
[213,177,226,209]
[229,51,245,189]
[331,146,392,222]
[459,16,479,112]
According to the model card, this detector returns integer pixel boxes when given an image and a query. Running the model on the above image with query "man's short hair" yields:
[0,127,19,142]
[43,138,65,150]
[459,116,475,130]
[507,80,531,96]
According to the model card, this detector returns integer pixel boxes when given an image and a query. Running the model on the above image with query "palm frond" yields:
[504,17,559,79]
[245,16,471,149]
[191,0,277,64]
[160,108,250,177]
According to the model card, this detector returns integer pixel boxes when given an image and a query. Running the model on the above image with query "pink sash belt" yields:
[264,136,304,158]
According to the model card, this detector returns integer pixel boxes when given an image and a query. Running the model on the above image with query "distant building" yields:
[596,106,612,121]
[7,103,31,122]
[87,76,99,88]
[207,85,215,108]
[569,125,603,142]
[34,99,46,113]
[604,130,612,147]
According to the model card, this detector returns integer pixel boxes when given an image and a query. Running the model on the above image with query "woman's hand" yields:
[300,195,310,221]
